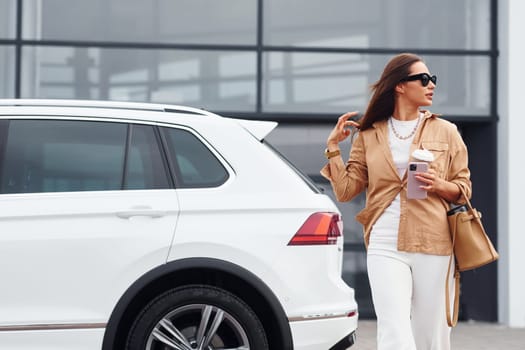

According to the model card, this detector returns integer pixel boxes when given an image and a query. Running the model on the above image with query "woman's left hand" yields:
[415,168,460,202]
[415,168,442,193]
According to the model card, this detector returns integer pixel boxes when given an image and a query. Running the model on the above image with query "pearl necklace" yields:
[389,115,421,140]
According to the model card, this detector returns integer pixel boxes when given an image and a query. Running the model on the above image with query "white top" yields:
[368,114,422,250]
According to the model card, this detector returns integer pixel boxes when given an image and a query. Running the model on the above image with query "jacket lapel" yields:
[372,120,400,179]
[404,110,437,182]
[411,110,438,155]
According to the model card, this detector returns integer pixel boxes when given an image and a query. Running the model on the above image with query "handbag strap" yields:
[445,183,470,327]
[445,253,460,327]
[457,184,474,212]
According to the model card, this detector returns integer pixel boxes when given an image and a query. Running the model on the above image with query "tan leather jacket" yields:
[321,110,471,255]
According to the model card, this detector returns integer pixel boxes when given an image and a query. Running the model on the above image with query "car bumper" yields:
[289,312,358,350]
[329,330,357,349]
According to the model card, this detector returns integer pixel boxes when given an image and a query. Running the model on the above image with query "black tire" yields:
[126,284,269,350]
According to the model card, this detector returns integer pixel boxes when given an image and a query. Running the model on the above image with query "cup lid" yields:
[412,149,434,162]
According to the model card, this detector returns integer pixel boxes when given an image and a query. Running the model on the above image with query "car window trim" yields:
[0,120,9,191]
[121,124,132,190]
[154,125,177,189]
[123,124,175,190]
[158,126,184,189]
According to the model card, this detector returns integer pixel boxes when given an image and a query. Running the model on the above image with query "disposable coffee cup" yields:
[412,149,434,162]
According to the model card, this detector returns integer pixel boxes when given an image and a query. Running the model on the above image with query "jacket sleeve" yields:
[320,132,368,202]
[447,125,472,204]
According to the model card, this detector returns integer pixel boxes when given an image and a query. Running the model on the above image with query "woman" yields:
[321,53,471,349]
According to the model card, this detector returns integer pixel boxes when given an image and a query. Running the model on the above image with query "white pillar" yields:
[498,0,525,327]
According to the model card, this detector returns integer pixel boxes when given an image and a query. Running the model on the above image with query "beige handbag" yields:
[445,186,499,326]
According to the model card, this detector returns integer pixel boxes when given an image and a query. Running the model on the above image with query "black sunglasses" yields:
[400,73,437,87]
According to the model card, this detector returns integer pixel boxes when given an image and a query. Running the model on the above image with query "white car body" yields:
[0,99,357,349]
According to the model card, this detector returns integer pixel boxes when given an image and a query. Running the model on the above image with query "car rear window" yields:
[161,127,229,188]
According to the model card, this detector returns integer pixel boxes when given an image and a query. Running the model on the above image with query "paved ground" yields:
[354,320,525,349]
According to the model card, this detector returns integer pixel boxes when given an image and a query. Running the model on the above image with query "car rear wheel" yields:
[126,285,269,350]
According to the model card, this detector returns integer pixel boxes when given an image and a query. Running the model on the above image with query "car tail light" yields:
[288,212,342,245]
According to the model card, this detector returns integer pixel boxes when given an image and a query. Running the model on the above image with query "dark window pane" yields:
[264,0,490,50]
[162,127,228,188]
[0,46,15,98]
[0,0,16,39]
[1,120,126,193]
[23,0,257,45]
[125,124,170,190]
[262,52,368,114]
[262,53,491,117]
[21,47,257,112]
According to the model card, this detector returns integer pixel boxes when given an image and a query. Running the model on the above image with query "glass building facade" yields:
[1,0,498,320]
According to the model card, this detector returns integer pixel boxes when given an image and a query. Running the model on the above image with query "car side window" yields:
[161,127,229,188]
[0,119,127,193]
[0,120,171,194]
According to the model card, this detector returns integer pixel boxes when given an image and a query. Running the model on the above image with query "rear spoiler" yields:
[234,119,278,141]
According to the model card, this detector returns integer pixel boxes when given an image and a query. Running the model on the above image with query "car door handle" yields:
[116,207,166,219]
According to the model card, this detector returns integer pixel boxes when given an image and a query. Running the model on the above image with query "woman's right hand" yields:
[326,111,360,148]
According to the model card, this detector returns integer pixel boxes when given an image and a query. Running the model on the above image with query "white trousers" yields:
[367,248,454,350]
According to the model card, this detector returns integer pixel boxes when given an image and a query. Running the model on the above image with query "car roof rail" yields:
[0,99,217,117]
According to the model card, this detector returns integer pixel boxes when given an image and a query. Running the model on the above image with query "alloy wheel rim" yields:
[146,303,250,350]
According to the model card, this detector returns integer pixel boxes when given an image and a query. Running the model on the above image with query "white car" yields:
[0,99,357,350]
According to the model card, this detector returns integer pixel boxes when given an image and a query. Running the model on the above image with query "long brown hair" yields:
[359,53,423,130]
